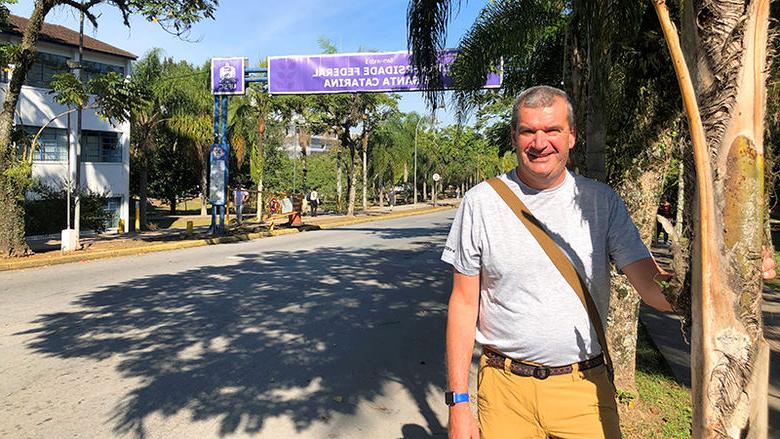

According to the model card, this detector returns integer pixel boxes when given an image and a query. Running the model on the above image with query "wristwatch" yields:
[445,391,469,406]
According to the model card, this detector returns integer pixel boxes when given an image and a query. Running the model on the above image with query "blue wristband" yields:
[445,391,469,406]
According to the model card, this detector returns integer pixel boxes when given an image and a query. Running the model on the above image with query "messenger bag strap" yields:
[486,177,614,380]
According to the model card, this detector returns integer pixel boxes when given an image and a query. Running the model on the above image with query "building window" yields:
[82,130,121,163]
[24,126,68,162]
[104,196,121,229]
[23,53,70,88]
[81,60,125,82]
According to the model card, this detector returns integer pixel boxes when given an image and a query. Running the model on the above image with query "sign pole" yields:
[208,57,245,235]
[221,95,229,233]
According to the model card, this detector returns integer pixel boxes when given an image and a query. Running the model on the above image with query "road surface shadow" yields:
[16,238,452,437]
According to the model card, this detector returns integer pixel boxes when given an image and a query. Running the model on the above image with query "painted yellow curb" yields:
[1,205,455,272]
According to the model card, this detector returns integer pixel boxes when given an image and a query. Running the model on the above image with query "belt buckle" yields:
[533,366,550,380]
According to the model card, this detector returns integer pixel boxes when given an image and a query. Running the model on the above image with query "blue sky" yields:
[10,0,488,125]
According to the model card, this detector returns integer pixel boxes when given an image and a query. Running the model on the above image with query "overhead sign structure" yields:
[211,57,246,95]
[267,50,501,95]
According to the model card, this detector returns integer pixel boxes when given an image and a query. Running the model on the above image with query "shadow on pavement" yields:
[16,230,452,437]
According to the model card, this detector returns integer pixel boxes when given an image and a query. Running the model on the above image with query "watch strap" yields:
[445,391,469,406]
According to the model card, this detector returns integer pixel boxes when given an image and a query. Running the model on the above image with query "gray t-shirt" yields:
[441,169,650,366]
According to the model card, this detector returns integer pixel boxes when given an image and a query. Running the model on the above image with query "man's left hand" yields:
[762,246,776,280]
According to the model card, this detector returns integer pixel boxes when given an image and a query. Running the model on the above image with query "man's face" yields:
[511,97,576,189]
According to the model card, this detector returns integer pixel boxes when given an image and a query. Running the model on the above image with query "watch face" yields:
[445,391,454,406]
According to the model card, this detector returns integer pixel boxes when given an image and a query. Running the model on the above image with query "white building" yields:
[0,14,136,233]
[282,125,339,157]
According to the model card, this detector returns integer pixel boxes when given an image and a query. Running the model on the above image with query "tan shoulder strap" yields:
[486,177,613,377]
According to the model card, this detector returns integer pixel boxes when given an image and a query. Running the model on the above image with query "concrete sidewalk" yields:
[640,287,779,436]
[4,201,458,272]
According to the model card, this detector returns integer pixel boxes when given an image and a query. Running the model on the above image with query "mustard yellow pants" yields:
[477,354,621,439]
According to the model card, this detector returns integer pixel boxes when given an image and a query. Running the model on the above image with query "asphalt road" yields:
[1,210,460,439]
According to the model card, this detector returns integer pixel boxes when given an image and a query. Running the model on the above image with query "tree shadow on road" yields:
[16,229,452,437]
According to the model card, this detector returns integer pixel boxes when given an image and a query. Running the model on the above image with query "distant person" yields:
[233,186,249,225]
[307,188,320,216]
[388,187,396,211]
[657,198,673,245]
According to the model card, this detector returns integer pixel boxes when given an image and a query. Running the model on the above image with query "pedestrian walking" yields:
[233,185,249,225]
[307,188,320,216]
[388,187,396,211]
[657,198,673,245]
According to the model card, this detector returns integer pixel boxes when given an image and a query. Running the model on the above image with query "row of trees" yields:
[134,48,512,224]
[130,33,517,227]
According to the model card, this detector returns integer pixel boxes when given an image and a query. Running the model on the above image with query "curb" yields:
[1,205,455,272]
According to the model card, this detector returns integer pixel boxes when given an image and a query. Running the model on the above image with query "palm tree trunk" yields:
[347,142,358,217]
[607,130,675,393]
[584,3,609,183]
[338,129,349,213]
[362,128,368,211]
[256,177,263,221]
[299,128,309,191]
[656,1,772,436]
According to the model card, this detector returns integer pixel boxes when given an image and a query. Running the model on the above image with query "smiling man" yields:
[442,85,692,438]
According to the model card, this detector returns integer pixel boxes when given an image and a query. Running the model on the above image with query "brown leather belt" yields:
[483,349,604,380]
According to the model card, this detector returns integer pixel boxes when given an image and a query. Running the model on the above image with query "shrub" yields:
[25,182,115,236]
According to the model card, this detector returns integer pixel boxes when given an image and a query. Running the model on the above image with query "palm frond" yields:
[407,0,461,108]
[450,0,568,121]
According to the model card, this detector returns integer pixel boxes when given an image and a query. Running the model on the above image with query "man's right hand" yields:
[448,404,479,439]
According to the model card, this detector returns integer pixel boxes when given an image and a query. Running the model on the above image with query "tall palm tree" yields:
[653,2,776,437]
[230,86,272,220]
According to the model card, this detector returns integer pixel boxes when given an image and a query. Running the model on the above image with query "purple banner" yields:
[211,57,245,95]
[268,50,501,95]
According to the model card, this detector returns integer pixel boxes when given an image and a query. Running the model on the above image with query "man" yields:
[308,188,320,216]
[388,187,396,211]
[233,185,248,225]
[441,86,774,438]
[657,198,673,245]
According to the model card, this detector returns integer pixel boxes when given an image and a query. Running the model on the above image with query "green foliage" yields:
[0,41,21,69]
[146,130,200,211]
[631,324,692,438]
[303,149,338,200]
[24,183,114,235]
[89,71,149,123]
[129,49,212,210]
[48,72,88,108]
[3,159,32,200]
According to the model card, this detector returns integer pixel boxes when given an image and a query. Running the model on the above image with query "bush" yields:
[24,183,115,236]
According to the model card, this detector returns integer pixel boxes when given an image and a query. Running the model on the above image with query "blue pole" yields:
[220,95,229,233]
[221,95,229,147]
[219,205,225,234]
[213,95,219,143]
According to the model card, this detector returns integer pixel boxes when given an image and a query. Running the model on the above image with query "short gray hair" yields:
[510,85,575,131]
